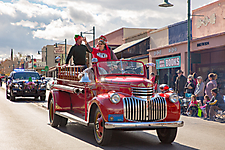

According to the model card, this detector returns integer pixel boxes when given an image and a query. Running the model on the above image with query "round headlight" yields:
[110,93,120,104]
[169,93,179,103]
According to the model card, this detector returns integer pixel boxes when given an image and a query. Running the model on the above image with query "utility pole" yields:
[187,0,191,75]
[32,55,33,69]
[65,39,67,64]
[80,26,96,66]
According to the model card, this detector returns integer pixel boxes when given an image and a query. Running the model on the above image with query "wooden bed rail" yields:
[57,66,85,81]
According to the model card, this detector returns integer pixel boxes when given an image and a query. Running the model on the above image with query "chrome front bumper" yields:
[105,121,184,129]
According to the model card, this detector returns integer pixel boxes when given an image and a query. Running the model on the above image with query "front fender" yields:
[88,93,124,123]
[159,93,181,121]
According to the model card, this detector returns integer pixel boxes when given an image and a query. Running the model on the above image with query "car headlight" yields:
[169,93,179,103]
[110,93,121,104]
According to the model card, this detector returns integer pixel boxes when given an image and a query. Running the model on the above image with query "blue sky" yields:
[0,0,218,60]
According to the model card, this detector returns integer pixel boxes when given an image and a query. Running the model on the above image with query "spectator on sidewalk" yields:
[175,70,187,97]
[184,75,195,95]
[192,72,197,87]
[0,75,2,87]
[187,95,198,116]
[200,95,210,119]
[194,76,205,105]
[206,88,224,121]
[205,73,217,99]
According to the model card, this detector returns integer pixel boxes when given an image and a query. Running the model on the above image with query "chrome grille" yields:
[131,87,153,99]
[123,97,167,121]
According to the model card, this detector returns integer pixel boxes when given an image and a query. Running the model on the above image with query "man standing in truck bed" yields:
[65,35,92,68]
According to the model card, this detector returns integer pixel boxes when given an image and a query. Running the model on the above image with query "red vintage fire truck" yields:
[48,59,183,145]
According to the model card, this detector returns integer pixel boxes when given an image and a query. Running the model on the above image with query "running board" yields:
[55,111,89,126]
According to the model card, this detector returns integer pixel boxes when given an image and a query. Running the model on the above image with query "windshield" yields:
[13,72,41,80]
[97,60,145,75]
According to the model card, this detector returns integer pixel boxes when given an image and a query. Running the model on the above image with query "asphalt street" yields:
[0,83,225,150]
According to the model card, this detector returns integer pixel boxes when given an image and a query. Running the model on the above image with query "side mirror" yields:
[146,63,156,68]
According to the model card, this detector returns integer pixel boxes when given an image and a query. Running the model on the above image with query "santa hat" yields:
[74,34,82,41]
[99,35,108,44]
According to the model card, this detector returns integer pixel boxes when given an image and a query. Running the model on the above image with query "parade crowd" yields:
[150,70,225,121]
[174,70,225,121]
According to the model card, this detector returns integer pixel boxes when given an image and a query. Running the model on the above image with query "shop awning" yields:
[113,37,149,54]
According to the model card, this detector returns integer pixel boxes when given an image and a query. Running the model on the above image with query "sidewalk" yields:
[0,82,48,109]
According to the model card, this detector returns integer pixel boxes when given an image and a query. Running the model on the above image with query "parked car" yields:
[6,69,46,101]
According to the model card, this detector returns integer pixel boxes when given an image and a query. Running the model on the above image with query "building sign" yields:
[168,47,177,53]
[54,45,70,54]
[197,42,209,47]
[196,13,216,28]
[154,50,161,56]
[156,56,181,69]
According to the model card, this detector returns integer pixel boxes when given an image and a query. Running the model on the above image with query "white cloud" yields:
[0,1,17,17]
[0,0,219,59]
[11,20,38,29]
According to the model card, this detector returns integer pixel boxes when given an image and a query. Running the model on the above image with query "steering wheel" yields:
[124,69,136,74]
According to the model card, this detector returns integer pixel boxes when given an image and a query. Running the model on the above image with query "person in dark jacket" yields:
[206,88,224,120]
[65,35,92,67]
[175,70,187,97]
[184,75,195,95]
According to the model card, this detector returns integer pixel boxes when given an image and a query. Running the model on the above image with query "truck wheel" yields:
[93,108,112,145]
[10,90,15,101]
[59,117,68,127]
[40,96,46,101]
[156,128,177,144]
[49,98,60,127]
[6,90,9,99]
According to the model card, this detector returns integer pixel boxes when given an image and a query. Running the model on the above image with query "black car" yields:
[6,69,46,101]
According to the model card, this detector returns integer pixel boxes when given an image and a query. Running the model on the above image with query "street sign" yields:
[54,45,71,54]
[45,66,49,72]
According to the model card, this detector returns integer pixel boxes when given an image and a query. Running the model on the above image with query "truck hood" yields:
[102,76,153,88]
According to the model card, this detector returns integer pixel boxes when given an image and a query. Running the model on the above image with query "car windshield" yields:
[97,60,145,75]
[13,72,41,80]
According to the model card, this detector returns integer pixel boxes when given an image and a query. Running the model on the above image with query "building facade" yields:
[41,44,72,68]
[148,0,225,94]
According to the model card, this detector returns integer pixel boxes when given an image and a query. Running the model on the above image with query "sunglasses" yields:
[98,43,104,45]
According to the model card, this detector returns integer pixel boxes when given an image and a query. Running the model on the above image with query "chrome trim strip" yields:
[53,84,75,93]
[134,98,137,120]
[105,121,184,129]
[123,98,126,119]
[123,96,167,121]
[55,111,88,126]
[137,99,140,120]
[128,98,131,119]
[131,87,153,90]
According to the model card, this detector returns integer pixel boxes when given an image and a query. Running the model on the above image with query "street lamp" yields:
[38,46,47,66]
[54,39,67,64]
[80,26,95,47]
[159,0,191,75]
[158,0,173,7]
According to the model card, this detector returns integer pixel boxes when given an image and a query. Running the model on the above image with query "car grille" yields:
[123,96,167,121]
[131,87,153,99]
